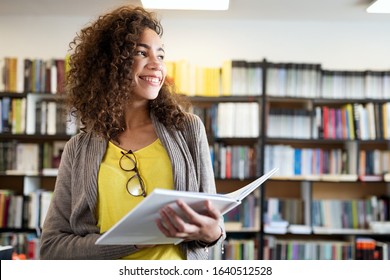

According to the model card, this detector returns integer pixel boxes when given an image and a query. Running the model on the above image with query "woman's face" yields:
[131,28,166,101]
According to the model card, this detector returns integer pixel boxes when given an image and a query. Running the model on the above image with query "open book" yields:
[95,167,278,245]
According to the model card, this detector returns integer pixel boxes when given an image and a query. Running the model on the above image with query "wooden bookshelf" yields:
[0,58,75,259]
[187,59,390,260]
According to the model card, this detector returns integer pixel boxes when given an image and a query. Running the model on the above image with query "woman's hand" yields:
[156,199,222,243]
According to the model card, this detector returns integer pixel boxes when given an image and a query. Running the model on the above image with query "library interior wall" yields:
[0,15,390,70]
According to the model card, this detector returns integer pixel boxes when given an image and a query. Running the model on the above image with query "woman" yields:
[39,5,224,260]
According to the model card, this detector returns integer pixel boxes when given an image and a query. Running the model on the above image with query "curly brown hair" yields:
[66,5,189,140]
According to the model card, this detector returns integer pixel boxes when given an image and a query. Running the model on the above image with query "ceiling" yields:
[1,0,389,22]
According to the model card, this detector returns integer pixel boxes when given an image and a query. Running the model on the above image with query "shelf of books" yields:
[169,59,390,259]
[171,59,265,259]
[261,62,390,260]
[0,56,77,259]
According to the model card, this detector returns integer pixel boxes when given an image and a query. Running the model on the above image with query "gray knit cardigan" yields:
[40,112,225,260]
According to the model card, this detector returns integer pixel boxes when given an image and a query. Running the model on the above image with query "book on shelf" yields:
[264,220,289,234]
[223,192,259,230]
[96,167,278,245]
[319,174,358,182]
[369,221,390,234]
[41,168,59,176]
[8,194,24,228]
[6,57,17,92]
[216,102,259,138]
[9,98,25,135]
[288,224,312,234]
[355,237,384,260]
[15,143,39,173]
[221,60,232,96]
[358,174,383,182]
[0,190,12,227]
[0,58,4,92]
[267,62,321,98]
[1,56,68,94]
[1,97,11,133]
[264,236,354,260]
[375,241,389,260]
[312,227,372,235]
[215,144,257,179]
[384,173,390,182]
[231,60,251,96]
[223,239,257,260]
[311,196,390,231]
[316,105,358,140]
[224,221,243,231]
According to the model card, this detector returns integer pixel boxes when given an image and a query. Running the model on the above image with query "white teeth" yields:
[142,76,160,83]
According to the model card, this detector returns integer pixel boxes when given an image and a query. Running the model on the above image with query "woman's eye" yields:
[158,55,165,60]
[135,50,146,56]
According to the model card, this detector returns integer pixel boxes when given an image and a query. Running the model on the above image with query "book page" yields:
[224,167,278,201]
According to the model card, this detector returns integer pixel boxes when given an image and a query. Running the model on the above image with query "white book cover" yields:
[16,143,39,172]
[46,101,57,135]
[365,102,376,140]
[40,100,47,134]
[13,195,24,228]
[25,94,42,135]
[50,60,57,94]
[266,67,277,96]
[234,103,247,137]
[249,102,259,137]
[217,102,234,138]
[96,168,278,245]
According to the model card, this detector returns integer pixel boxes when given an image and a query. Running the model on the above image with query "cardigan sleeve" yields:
[40,134,137,259]
[180,114,227,256]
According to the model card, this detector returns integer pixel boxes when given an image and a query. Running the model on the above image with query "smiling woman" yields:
[64,6,187,141]
[39,4,225,260]
[131,28,166,102]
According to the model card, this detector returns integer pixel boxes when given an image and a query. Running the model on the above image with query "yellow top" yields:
[97,139,185,260]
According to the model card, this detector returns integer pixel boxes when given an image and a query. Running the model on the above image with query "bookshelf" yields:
[0,92,75,259]
[184,60,267,259]
[0,56,75,259]
[261,62,390,260]
[176,59,390,260]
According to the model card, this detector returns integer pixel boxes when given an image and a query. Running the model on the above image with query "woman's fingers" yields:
[157,200,221,242]
[175,200,221,225]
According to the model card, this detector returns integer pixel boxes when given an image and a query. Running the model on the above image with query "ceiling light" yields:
[367,0,390,13]
[141,0,229,10]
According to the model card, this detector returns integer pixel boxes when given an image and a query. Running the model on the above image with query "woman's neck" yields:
[116,104,157,151]
[123,102,151,130]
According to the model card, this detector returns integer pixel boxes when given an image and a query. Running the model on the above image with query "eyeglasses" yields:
[119,150,147,197]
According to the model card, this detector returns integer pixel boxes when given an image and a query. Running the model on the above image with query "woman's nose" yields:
[148,61,163,71]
